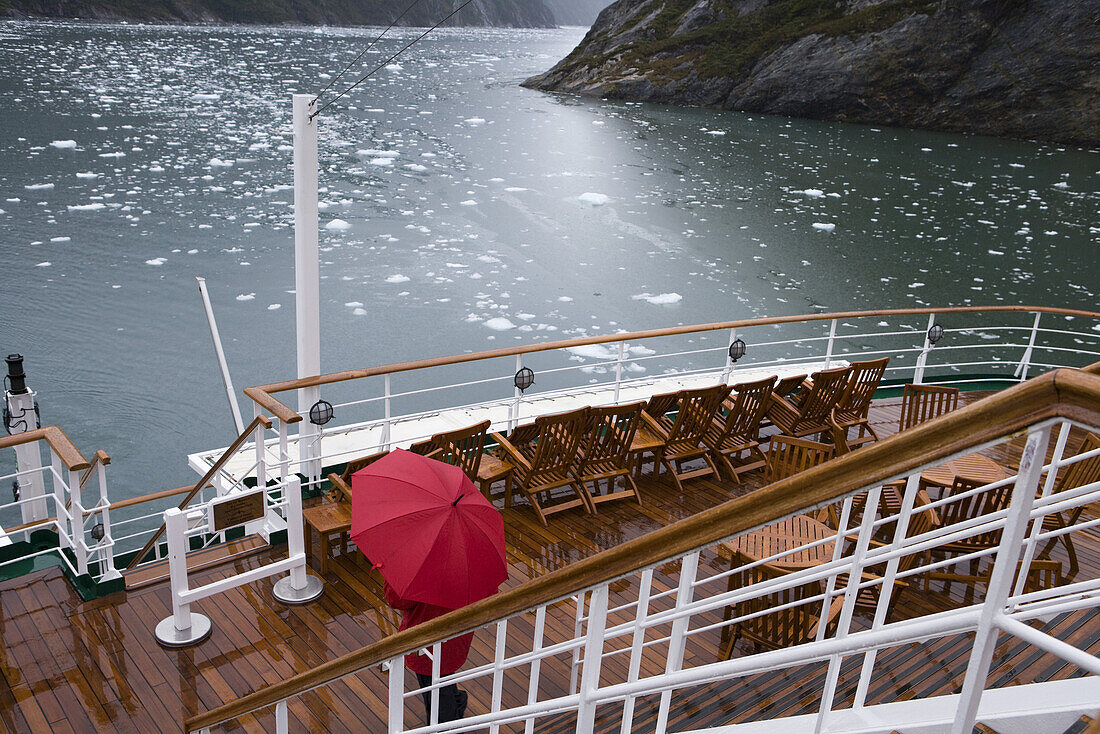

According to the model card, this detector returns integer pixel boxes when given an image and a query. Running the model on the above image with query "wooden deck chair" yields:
[429,418,490,476]
[926,476,1013,589]
[638,384,732,492]
[765,366,851,443]
[849,491,939,614]
[828,357,890,452]
[720,561,844,657]
[325,449,389,504]
[1036,432,1100,577]
[703,376,775,482]
[764,435,834,484]
[573,402,645,508]
[492,407,592,526]
[898,383,959,432]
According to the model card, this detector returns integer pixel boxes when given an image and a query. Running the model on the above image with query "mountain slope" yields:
[542,0,611,26]
[524,0,1100,145]
[0,0,557,27]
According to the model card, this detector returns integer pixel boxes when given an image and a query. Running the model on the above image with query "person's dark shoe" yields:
[456,689,468,718]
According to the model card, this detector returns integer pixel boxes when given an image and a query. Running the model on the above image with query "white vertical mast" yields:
[293,94,322,484]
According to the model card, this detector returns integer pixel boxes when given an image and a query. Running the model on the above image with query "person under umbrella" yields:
[351,449,508,724]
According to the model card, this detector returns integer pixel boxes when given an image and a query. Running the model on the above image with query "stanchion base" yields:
[273,574,324,605]
[155,613,212,648]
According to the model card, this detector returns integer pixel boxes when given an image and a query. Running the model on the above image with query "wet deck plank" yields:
[0,392,1096,733]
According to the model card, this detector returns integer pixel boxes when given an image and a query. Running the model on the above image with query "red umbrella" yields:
[350,449,507,609]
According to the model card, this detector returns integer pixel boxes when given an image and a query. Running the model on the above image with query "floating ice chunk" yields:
[35,261,51,267]
[193,93,221,101]
[460,199,477,206]
[145,257,166,265]
[404,164,428,172]
[988,249,1005,256]
[558,296,574,302]
[568,344,617,360]
[359,149,399,158]
[25,183,54,190]
[385,274,410,283]
[705,130,726,136]
[370,157,394,166]
[208,157,233,167]
[99,152,125,158]
[50,236,70,242]
[908,282,925,288]
[353,308,367,316]
[811,222,836,231]
[504,187,528,192]
[628,345,656,356]
[76,172,99,179]
[798,188,825,198]
[325,218,351,230]
[477,254,501,263]
[267,304,281,310]
[386,63,403,71]
[1052,181,1069,188]
[578,192,609,206]
[464,314,483,323]
[464,117,486,125]
[68,202,106,211]
[632,292,682,305]
[50,140,77,149]
[484,317,516,331]
[236,293,256,301]
[345,301,364,307]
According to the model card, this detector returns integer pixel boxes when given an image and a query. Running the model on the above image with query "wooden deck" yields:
[1,393,1097,733]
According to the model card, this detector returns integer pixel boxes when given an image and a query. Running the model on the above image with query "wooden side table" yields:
[477,453,514,506]
[920,453,1008,496]
[720,514,836,572]
[302,501,352,575]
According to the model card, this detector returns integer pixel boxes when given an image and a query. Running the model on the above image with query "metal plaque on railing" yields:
[210,489,265,532]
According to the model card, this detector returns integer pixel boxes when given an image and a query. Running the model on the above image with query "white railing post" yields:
[382,374,392,451]
[253,412,267,491]
[1014,311,1042,381]
[912,313,936,384]
[614,341,625,404]
[273,476,323,604]
[154,507,212,647]
[621,568,653,734]
[50,452,70,552]
[950,424,1052,734]
[278,418,290,482]
[523,606,547,734]
[575,582,610,732]
[722,328,737,384]
[275,700,288,734]
[387,655,405,734]
[569,592,586,694]
[95,461,122,582]
[1011,420,1071,605]
[68,467,88,576]
[511,355,523,431]
[824,318,838,368]
[489,619,508,734]
[656,551,700,734]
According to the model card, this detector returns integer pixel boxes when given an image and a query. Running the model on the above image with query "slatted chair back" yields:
[1054,432,1100,500]
[643,390,681,426]
[939,477,1012,551]
[773,373,808,400]
[719,376,775,444]
[764,436,834,484]
[896,492,939,574]
[429,420,491,481]
[326,449,389,503]
[728,562,830,651]
[662,384,732,453]
[576,402,644,480]
[798,367,853,424]
[521,407,590,488]
[898,384,960,432]
[834,357,890,421]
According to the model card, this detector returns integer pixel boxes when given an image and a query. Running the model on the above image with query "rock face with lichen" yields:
[523,0,1100,146]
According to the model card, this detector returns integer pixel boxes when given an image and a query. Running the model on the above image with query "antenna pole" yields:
[195,277,245,435]
[293,94,322,485]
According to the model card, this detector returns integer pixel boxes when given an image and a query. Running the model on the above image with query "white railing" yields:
[192,379,1100,733]
[221,306,1099,496]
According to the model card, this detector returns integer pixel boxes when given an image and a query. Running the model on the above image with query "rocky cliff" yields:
[524,0,1100,146]
[0,0,556,27]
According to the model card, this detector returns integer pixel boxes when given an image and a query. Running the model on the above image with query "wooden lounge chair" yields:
[492,407,592,526]
[409,421,515,503]
[702,376,775,482]
[1036,432,1100,577]
[764,435,834,484]
[636,384,732,492]
[828,357,889,452]
[325,449,389,503]
[765,366,851,444]
[573,402,645,508]
[898,383,959,432]
[926,476,1012,589]
[720,561,844,657]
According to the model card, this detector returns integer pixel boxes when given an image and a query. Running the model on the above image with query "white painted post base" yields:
[155,613,212,648]
[273,574,324,605]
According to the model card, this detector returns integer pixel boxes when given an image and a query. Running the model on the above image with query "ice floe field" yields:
[0,20,1096,498]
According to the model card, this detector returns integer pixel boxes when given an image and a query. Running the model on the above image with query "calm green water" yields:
[0,20,1097,507]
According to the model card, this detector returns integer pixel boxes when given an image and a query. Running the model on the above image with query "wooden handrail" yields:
[125,414,272,570]
[186,366,1100,732]
[242,305,1100,429]
[77,449,110,489]
[0,426,90,471]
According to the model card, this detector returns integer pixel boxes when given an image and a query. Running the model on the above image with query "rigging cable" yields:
[311,0,431,108]
[311,0,475,120]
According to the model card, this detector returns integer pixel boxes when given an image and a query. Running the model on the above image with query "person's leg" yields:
[415,672,433,723]
[437,683,463,721]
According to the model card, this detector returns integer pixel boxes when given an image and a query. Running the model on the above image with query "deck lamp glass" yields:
[728,338,747,362]
[927,323,945,345]
[309,399,334,426]
[514,367,535,393]
[91,523,105,542]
